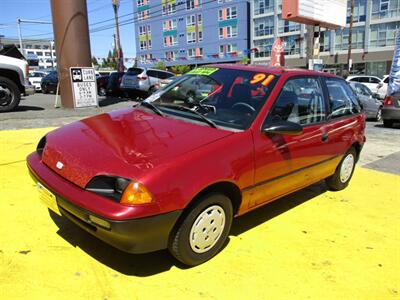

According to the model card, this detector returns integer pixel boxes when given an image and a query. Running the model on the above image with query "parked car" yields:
[158,75,178,89]
[41,71,58,94]
[120,67,175,97]
[346,75,386,99]
[106,72,125,96]
[27,65,365,266]
[28,71,48,92]
[382,93,400,128]
[0,54,35,112]
[349,82,382,121]
[96,75,109,96]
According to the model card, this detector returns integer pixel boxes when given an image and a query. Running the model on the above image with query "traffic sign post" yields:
[70,67,98,108]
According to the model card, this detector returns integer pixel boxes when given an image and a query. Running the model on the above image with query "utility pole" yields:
[51,0,92,108]
[347,0,355,72]
[306,24,315,69]
[112,0,121,59]
[17,19,23,56]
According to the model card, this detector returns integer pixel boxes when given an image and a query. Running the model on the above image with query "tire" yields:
[42,86,48,94]
[168,193,233,266]
[326,147,357,191]
[148,86,157,96]
[0,76,21,112]
[98,87,106,96]
[375,107,382,122]
[383,120,393,128]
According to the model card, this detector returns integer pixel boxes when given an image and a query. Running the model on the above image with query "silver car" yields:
[120,67,175,97]
[350,82,382,121]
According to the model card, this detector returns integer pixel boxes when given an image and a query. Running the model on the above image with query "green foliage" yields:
[91,56,99,66]
[171,65,191,74]
[101,49,118,69]
[153,61,166,71]
[239,56,250,65]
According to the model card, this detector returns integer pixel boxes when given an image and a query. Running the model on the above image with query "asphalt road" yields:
[1,93,399,174]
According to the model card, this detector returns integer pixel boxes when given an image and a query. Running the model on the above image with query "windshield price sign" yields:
[70,67,98,108]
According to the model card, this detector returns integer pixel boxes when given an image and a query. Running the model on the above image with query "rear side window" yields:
[369,77,381,84]
[127,68,143,75]
[146,70,159,78]
[325,78,361,118]
[158,71,174,79]
[349,77,359,82]
[358,77,369,83]
[383,77,389,83]
[268,77,326,125]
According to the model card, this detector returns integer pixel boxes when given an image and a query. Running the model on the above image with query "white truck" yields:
[0,54,35,112]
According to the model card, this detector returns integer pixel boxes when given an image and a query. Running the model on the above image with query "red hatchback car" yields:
[27,65,365,266]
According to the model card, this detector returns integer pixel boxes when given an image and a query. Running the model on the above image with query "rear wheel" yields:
[326,147,357,191]
[383,120,393,128]
[98,87,106,96]
[0,76,21,112]
[168,193,233,266]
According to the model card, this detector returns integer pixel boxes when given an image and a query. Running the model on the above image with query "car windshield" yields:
[143,67,279,130]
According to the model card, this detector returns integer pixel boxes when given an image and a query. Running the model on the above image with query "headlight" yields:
[86,176,152,205]
[120,181,153,205]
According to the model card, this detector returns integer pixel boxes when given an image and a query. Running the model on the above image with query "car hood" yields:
[42,108,233,188]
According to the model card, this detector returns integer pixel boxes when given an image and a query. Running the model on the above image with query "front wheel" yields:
[98,87,106,96]
[0,76,21,112]
[168,193,233,266]
[326,147,357,191]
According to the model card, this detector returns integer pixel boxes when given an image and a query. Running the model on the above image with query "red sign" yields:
[271,38,285,67]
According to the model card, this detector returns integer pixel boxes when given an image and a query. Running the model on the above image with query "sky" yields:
[0,0,136,59]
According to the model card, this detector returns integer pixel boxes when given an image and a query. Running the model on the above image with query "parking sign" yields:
[70,67,98,108]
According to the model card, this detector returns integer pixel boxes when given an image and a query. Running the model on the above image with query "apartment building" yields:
[134,0,250,67]
[251,0,400,77]
[1,38,56,70]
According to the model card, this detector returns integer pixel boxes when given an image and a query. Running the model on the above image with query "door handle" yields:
[321,133,329,142]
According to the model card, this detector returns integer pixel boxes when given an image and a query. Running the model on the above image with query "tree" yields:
[239,56,250,65]
[171,65,191,74]
[153,61,166,70]
[91,56,99,66]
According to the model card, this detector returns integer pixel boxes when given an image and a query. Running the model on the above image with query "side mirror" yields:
[377,83,383,89]
[262,121,303,136]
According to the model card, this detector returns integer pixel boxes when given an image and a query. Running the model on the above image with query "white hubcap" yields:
[340,154,355,183]
[189,205,226,253]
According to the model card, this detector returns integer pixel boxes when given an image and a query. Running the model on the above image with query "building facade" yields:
[134,0,250,67]
[0,38,56,70]
[251,0,400,77]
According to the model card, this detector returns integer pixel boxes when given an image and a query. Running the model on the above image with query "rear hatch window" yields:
[126,68,143,75]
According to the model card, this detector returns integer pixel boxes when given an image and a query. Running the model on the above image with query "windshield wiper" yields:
[160,104,217,128]
[136,101,164,116]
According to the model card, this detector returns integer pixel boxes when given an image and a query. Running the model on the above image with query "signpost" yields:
[70,67,98,108]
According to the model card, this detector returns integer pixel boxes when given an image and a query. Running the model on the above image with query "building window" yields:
[281,35,300,55]
[187,48,203,58]
[219,25,237,39]
[140,40,147,50]
[254,38,274,58]
[163,19,177,30]
[187,32,196,43]
[218,6,237,21]
[186,0,201,10]
[346,0,366,23]
[163,35,178,47]
[254,16,274,37]
[137,0,146,6]
[278,15,300,33]
[369,21,400,47]
[254,0,274,15]
[335,27,364,50]
[371,0,400,20]
[319,30,330,52]
[218,0,232,3]
[219,44,237,54]
[162,2,176,15]
[138,10,149,21]
[165,51,178,61]
[36,51,43,56]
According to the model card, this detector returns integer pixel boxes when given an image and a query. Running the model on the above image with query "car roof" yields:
[207,63,339,78]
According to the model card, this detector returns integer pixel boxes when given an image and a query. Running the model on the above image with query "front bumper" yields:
[27,152,182,254]
[24,83,35,95]
[382,107,400,121]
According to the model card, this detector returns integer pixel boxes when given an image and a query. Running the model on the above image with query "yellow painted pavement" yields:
[0,128,399,300]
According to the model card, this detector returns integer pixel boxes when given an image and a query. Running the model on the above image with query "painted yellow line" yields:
[0,128,399,300]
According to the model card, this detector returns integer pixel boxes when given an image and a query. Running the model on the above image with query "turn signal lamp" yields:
[120,181,153,205]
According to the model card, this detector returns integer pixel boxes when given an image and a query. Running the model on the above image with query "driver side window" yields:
[268,77,326,125]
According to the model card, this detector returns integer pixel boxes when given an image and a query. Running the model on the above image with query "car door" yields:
[368,76,382,93]
[323,77,363,161]
[250,75,334,208]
